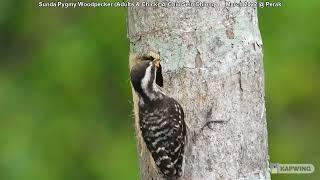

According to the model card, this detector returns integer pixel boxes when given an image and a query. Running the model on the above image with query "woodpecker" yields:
[130,53,186,179]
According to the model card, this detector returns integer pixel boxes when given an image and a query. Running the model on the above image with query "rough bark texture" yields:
[128,0,269,179]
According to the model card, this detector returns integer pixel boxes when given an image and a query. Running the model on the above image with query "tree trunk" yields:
[128,0,270,179]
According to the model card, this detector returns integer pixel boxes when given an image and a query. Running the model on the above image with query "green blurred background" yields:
[0,0,319,180]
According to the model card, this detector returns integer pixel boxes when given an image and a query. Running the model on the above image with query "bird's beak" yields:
[153,58,160,68]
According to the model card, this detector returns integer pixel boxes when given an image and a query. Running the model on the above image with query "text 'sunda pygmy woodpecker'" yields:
[130,53,186,179]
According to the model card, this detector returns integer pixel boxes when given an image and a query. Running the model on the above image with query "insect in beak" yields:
[153,58,161,68]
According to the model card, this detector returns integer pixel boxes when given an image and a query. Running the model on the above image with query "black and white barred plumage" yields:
[130,54,186,179]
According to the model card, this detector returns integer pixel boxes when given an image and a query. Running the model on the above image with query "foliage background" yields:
[0,0,319,180]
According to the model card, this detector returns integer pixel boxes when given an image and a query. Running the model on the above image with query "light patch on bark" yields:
[128,0,270,179]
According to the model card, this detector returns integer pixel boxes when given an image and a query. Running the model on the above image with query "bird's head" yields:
[130,58,161,101]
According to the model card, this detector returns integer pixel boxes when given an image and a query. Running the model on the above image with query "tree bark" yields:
[128,0,270,179]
